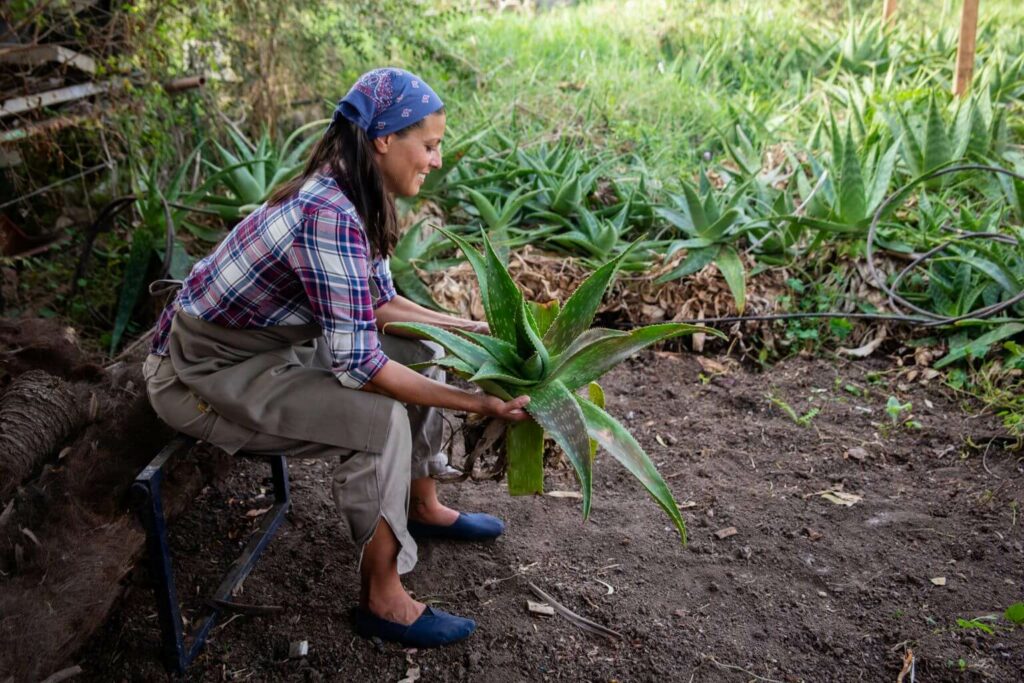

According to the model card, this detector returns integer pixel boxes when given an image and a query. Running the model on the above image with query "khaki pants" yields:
[143,332,447,575]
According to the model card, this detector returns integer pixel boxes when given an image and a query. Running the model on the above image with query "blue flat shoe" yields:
[354,606,476,648]
[406,512,505,541]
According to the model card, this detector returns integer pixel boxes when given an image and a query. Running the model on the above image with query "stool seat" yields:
[131,435,290,673]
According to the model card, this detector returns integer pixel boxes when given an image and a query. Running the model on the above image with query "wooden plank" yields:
[0,44,96,74]
[0,81,112,118]
[953,0,980,97]
[883,0,898,23]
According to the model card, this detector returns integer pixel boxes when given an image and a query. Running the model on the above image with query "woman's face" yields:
[373,112,446,197]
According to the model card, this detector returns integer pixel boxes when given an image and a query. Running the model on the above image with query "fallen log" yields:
[0,369,87,501]
[0,354,229,681]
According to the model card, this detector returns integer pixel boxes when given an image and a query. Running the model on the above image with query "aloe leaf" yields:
[836,124,866,224]
[543,244,635,355]
[654,246,716,284]
[524,380,593,518]
[517,298,550,370]
[575,397,687,543]
[464,187,502,229]
[482,232,524,346]
[529,300,561,337]
[383,322,490,368]
[866,141,899,214]
[551,176,582,215]
[715,245,747,314]
[214,142,264,204]
[923,96,953,175]
[546,328,629,379]
[437,227,491,317]
[550,323,720,391]
[408,355,477,376]
[657,207,697,238]
[469,359,538,387]
[935,322,1024,369]
[681,182,707,230]
[455,329,522,369]
[896,106,924,177]
[506,420,546,495]
[111,229,156,353]
[700,207,742,242]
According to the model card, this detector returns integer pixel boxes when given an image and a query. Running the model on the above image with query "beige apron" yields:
[144,310,448,575]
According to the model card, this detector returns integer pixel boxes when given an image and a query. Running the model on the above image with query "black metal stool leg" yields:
[132,438,291,673]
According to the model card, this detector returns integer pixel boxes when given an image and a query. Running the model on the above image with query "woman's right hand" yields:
[479,394,531,422]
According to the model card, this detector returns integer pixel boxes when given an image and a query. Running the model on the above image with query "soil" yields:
[77,351,1024,682]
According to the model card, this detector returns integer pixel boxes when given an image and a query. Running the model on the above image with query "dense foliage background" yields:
[2,0,1023,431]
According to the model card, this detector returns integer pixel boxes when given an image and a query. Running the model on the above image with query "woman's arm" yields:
[362,359,529,421]
[374,295,488,336]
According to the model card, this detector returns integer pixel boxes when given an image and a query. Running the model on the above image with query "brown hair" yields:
[269,110,443,259]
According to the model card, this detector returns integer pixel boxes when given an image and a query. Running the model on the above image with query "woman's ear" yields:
[372,134,393,154]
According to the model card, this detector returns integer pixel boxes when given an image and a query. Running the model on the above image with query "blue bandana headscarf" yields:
[333,68,444,139]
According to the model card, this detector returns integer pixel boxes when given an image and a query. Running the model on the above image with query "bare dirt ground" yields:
[79,351,1024,682]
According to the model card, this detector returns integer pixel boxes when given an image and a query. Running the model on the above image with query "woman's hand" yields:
[478,394,531,422]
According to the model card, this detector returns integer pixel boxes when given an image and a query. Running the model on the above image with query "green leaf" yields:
[111,229,156,353]
[543,244,635,355]
[469,359,538,387]
[550,323,720,391]
[456,329,522,369]
[464,187,502,229]
[935,322,1024,368]
[383,322,490,368]
[923,96,953,175]
[506,420,545,495]
[528,300,561,337]
[715,245,747,314]
[836,123,866,224]
[524,380,593,518]
[516,298,550,371]
[655,247,716,284]
[1005,602,1024,624]
[483,231,524,346]
[392,262,446,311]
[575,397,687,543]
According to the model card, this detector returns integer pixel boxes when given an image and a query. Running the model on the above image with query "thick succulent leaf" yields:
[543,244,635,355]
[575,397,687,543]
[392,262,447,311]
[383,322,490,368]
[529,300,561,337]
[408,355,477,377]
[550,323,721,391]
[506,420,545,495]
[469,359,538,387]
[524,380,593,518]
[516,298,550,370]
[655,247,716,284]
[546,328,629,379]
[715,245,747,314]
[836,124,866,224]
[437,227,490,317]
[482,232,524,346]
[923,96,952,174]
[456,329,523,370]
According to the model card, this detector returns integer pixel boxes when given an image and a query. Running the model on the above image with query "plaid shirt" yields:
[151,173,396,388]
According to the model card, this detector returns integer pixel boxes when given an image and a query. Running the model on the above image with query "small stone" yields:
[846,447,868,461]
[714,526,738,540]
[288,640,309,658]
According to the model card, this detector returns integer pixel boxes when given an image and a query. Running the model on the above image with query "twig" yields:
[896,649,915,683]
[39,665,83,683]
[701,654,784,683]
[527,582,622,641]
[209,598,285,616]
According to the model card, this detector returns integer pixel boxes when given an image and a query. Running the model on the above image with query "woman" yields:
[143,68,530,648]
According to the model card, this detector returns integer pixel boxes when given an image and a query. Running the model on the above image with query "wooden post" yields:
[953,0,980,97]
[883,0,898,23]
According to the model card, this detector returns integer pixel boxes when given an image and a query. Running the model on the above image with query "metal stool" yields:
[130,435,290,673]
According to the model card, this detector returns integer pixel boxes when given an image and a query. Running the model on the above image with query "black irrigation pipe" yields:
[667,164,1024,331]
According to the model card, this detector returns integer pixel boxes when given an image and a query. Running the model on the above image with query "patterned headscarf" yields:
[333,68,444,139]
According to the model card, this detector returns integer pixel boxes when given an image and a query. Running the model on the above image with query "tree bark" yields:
[0,370,87,501]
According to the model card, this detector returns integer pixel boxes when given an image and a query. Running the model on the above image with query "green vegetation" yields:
[5,1,1024,437]
[389,231,719,541]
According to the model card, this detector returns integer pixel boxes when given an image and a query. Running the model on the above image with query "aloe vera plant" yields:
[388,230,720,542]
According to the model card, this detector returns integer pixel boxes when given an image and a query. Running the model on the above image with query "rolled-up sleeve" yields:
[289,208,388,388]
[371,257,397,308]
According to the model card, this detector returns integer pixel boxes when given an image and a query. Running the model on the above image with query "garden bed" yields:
[78,351,1023,682]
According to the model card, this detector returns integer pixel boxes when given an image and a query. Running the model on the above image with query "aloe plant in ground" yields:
[387,230,722,542]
